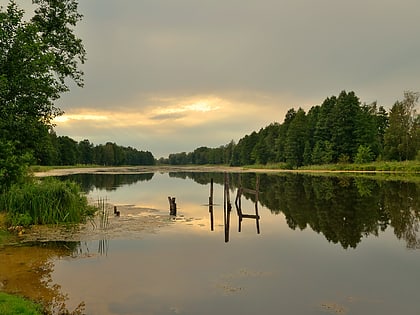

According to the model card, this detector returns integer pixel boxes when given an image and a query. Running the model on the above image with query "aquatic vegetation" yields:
[0,178,96,226]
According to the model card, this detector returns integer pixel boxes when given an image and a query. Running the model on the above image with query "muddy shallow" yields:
[20,205,174,243]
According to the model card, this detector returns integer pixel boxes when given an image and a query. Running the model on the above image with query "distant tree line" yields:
[37,132,155,166]
[163,90,420,168]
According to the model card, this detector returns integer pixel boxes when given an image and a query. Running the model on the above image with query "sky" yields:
[6,0,420,158]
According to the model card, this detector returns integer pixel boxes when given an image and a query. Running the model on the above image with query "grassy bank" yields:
[0,292,43,315]
[298,160,420,172]
[246,160,420,173]
[0,178,96,227]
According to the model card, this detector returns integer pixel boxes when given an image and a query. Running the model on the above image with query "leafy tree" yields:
[57,136,78,165]
[191,146,210,164]
[384,91,419,160]
[223,140,236,164]
[78,139,94,164]
[0,0,85,175]
[355,102,380,159]
[103,142,116,166]
[0,141,31,191]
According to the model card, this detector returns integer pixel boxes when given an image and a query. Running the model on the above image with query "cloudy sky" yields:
[9,0,420,158]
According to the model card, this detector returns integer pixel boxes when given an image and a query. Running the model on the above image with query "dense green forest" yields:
[164,90,420,168]
[36,133,155,167]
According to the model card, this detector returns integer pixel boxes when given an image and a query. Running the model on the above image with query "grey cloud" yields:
[11,0,420,156]
[150,112,186,121]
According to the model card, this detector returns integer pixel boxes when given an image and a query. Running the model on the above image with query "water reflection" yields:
[0,241,86,314]
[213,174,262,242]
[59,172,420,249]
[3,171,420,315]
[60,173,154,192]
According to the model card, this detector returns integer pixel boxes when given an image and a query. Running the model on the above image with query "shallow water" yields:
[1,172,420,315]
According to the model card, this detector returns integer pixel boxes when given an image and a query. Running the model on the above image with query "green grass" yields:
[0,178,97,226]
[0,292,43,315]
[298,160,420,172]
[244,160,420,173]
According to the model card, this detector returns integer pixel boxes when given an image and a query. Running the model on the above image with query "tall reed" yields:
[0,178,97,226]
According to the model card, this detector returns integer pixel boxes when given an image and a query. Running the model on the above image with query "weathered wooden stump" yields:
[168,196,177,216]
[114,205,120,217]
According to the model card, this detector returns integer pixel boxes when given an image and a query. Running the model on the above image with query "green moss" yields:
[0,292,43,315]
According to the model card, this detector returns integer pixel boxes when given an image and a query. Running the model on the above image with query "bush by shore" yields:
[0,178,96,227]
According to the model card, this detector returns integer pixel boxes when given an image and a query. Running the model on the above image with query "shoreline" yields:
[33,164,419,177]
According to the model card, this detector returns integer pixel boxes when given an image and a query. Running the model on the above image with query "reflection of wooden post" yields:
[168,196,177,216]
[209,178,214,231]
[224,173,230,242]
[234,174,261,234]
[255,176,260,234]
[226,173,231,212]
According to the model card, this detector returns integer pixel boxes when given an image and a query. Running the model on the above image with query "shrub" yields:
[0,178,96,226]
[354,145,374,164]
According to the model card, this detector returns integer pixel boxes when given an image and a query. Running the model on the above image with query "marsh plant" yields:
[0,178,96,227]
[97,197,110,230]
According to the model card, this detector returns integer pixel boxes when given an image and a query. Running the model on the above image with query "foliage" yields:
[0,178,96,226]
[384,91,419,161]
[0,140,32,191]
[0,292,43,315]
[40,136,156,166]
[0,0,86,164]
[354,145,374,164]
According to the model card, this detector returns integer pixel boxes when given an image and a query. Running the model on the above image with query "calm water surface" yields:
[2,172,420,315]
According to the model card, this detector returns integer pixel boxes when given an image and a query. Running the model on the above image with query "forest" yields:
[164,90,420,168]
[36,133,155,167]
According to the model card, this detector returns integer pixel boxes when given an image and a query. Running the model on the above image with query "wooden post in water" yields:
[168,196,177,216]
[224,173,230,242]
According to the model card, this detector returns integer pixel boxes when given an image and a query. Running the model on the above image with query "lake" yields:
[1,171,420,315]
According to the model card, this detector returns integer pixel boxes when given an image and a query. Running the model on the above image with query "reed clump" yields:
[0,178,96,227]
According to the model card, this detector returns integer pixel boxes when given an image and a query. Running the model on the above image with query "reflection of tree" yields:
[261,174,419,249]
[60,173,154,192]
[0,241,85,314]
[383,181,420,249]
[173,172,420,249]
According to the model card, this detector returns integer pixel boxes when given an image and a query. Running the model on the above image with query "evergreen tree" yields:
[284,108,308,168]
[330,91,361,162]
